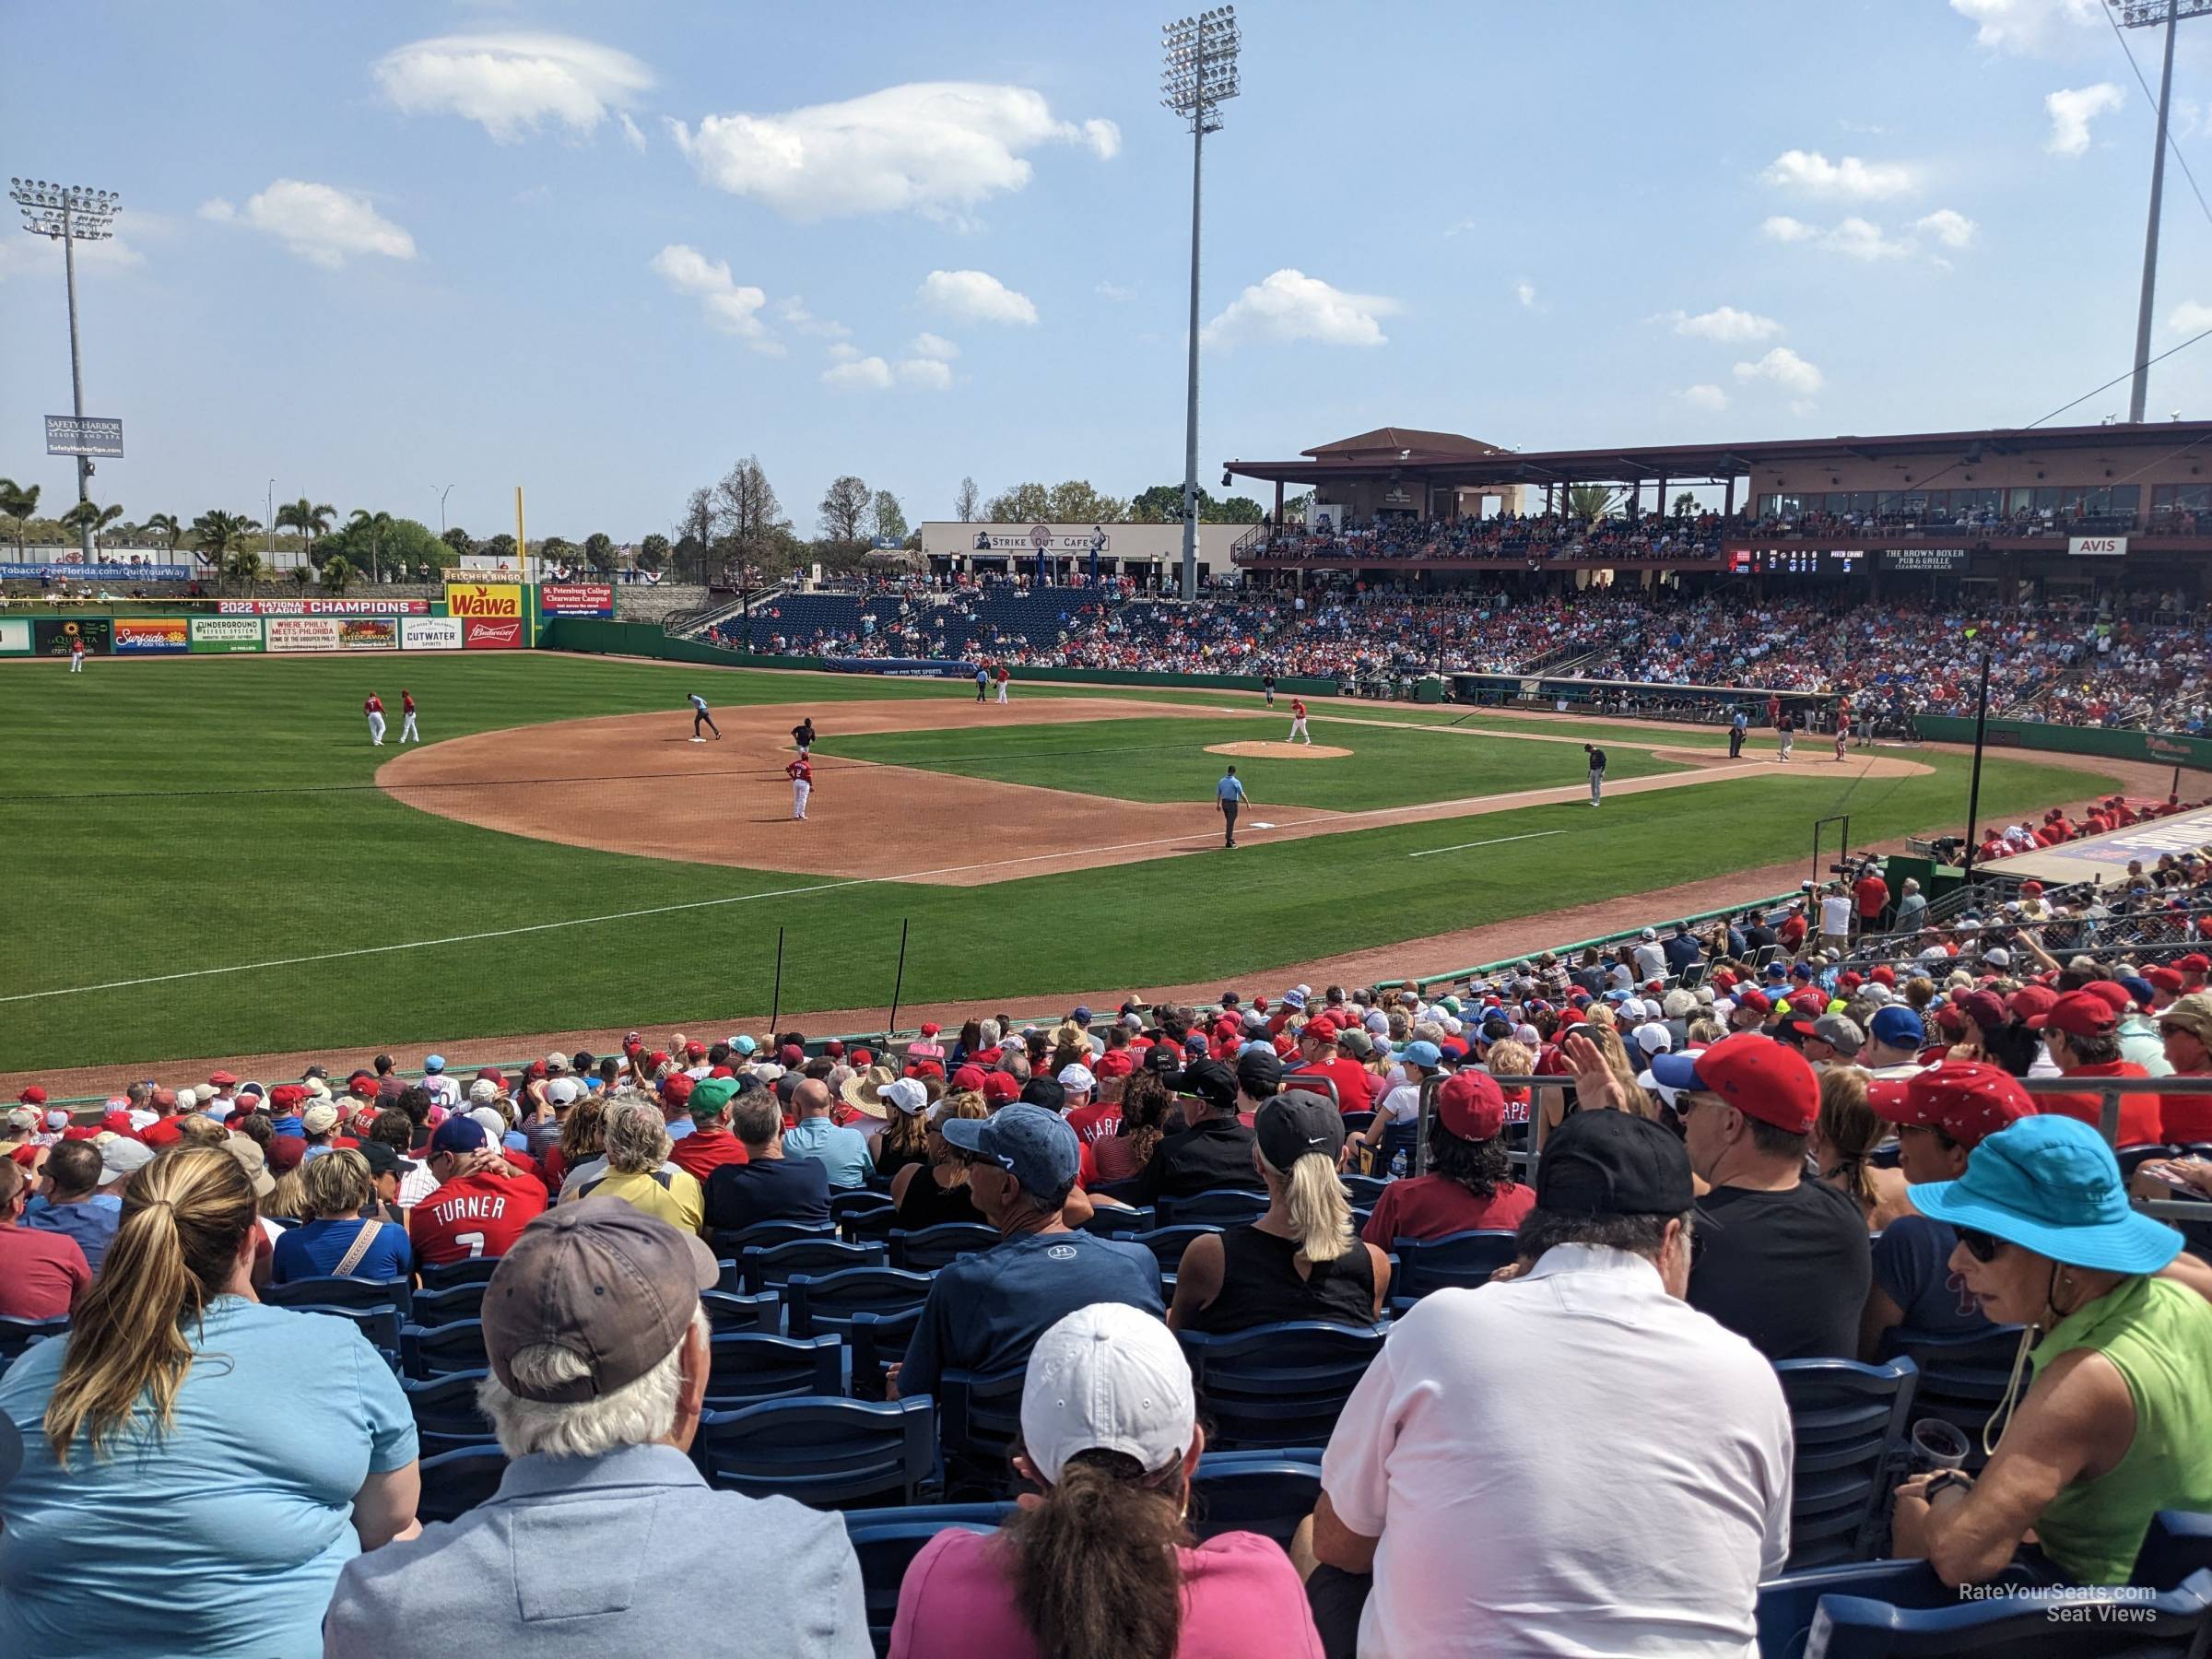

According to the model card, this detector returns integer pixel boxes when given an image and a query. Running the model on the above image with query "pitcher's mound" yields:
[1206,740,1353,760]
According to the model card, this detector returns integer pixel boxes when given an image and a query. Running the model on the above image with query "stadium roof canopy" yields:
[1225,419,2212,487]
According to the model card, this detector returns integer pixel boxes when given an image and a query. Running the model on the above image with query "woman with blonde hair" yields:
[1170,1091,1390,1333]
[0,1146,420,1653]
[1814,1067,1913,1230]
[270,1147,413,1284]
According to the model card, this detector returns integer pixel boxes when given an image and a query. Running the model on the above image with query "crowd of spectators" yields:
[1247,508,1735,564]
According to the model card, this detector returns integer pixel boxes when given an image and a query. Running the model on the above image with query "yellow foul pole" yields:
[515,486,532,646]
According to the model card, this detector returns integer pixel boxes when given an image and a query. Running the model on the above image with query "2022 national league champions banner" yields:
[216,598,431,617]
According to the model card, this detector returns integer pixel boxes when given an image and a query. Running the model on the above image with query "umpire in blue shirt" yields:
[888,1105,1162,1403]
[1217,765,1248,849]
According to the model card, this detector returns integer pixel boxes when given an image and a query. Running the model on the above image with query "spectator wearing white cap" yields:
[864,1077,935,1183]
[888,1300,1324,1659]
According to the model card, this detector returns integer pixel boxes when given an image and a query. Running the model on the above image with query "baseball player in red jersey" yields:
[787,752,812,819]
[1288,697,1311,745]
[68,635,86,674]
[406,1119,547,1265]
[364,691,386,746]
[1833,708,1849,760]
[400,689,420,744]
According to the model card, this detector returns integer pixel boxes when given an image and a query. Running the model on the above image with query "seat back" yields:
[1775,1357,1920,1570]
[406,1281,486,1325]
[700,1289,782,1334]
[417,1256,500,1290]
[1339,1174,1391,1207]
[937,1364,1028,1463]
[263,1275,411,1316]
[738,1239,888,1292]
[692,1395,935,1509]
[292,1303,403,1362]
[1191,1454,1324,1546]
[784,1267,935,1339]
[1178,1322,1389,1451]
[1880,1325,2026,1475]
[1804,1565,2212,1656]
[1391,1230,1519,1300]
[400,1317,489,1380]
[702,1330,847,1406]
[887,1223,999,1272]
[402,1370,498,1455]
[2134,1509,2212,1593]
[848,1307,922,1401]
[1075,1204,1155,1237]
[0,1315,69,1363]
[1157,1188,1270,1228]
[831,1192,900,1242]
[710,1221,837,1256]
[1110,1224,1222,1277]
[845,1517,1003,1655]
[415,1445,509,1524]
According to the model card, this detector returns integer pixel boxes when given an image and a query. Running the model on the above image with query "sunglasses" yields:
[1954,1226,2006,1263]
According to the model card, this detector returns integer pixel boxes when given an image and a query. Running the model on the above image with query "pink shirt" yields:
[890,1525,1323,1659]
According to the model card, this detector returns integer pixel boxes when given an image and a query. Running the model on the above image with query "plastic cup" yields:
[1912,1418,1970,1472]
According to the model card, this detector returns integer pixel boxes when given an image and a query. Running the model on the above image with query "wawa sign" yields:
[442,579,528,649]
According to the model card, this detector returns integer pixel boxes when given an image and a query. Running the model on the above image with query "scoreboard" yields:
[1727,547,1865,574]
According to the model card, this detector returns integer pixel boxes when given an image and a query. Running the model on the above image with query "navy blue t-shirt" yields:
[1871,1213,1991,1340]
[702,1157,832,1232]
[899,1230,1164,1399]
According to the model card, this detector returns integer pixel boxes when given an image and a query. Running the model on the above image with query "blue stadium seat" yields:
[1191,1453,1323,1546]
[0,1315,69,1364]
[1177,1322,1389,1451]
[294,1303,403,1362]
[831,1192,900,1241]
[845,1516,1005,1656]
[1774,1357,1920,1569]
[1340,1174,1391,1207]
[1158,1188,1270,1228]
[1757,1561,1977,1659]
[1076,1202,1155,1237]
[415,1445,509,1525]
[2134,1510,2212,1592]
[784,1267,935,1340]
[848,1307,922,1401]
[402,1370,498,1455]
[1878,1326,2025,1475]
[417,1257,500,1291]
[263,1275,411,1316]
[1388,1229,1519,1306]
[406,1280,486,1325]
[692,1395,935,1509]
[937,1364,1028,1465]
[736,1239,888,1293]
[1802,1565,2212,1655]
[710,1221,837,1256]
[887,1223,999,1273]
[400,1317,488,1380]
[1111,1224,1222,1279]
[700,1288,781,1335]
[702,1330,847,1407]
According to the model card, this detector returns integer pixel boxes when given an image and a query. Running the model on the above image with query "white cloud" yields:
[2170,300,2212,334]
[1514,280,1537,309]
[822,355,895,391]
[669,82,1116,220]
[618,112,647,153]
[1201,269,1398,350]
[918,268,1037,325]
[0,232,144,281]
[826,341,863,362]
[1679,383,1731,412]
[1951,0,2103,55]
[649,244,778,352]
[1670,305,1782,343]
[372,32,653,143]
[908,331,959,360]
[1761,149,1917,200]
[2045,83,2124,156]
[774,296,850,339]
[1761,215,1817,243]
[896,357,954,389]
[202,180,417,268]
[1915,208,1979,248]
[1095,280,1135,300]
[1762,214,1913,261]
[1734,346,1825,397]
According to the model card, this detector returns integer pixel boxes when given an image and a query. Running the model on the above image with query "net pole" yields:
[769,926,784,1036]
[887,918,910,1036]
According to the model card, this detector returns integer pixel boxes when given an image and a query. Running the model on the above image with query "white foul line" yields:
[1408,830,1568,860]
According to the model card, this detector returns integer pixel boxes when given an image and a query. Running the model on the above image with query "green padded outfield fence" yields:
[1913,715,2212,772]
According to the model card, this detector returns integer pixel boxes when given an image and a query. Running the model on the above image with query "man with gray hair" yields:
[565,1095,705,1234]
[324,1201,869,1655]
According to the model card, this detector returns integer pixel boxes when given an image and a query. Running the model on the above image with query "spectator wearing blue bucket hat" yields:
[1890,1112,2212,1588]
[1347,1040,1441,1173]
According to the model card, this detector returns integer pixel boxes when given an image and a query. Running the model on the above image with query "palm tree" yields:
[321,554,357,595]
[144,512,182,558]
[60,500,124,549]
[1567,484,1622,521]
[276,498,335,569]
[347,509,394,581]
[0,477,42,554]
[191,510,251,591]
[222,549,266,590]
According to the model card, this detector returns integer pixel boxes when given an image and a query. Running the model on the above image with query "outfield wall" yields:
[1913,715,2212,771]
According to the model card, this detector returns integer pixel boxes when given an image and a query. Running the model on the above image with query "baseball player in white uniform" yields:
[787,753,813,820]
[400,689,420,744]
[364,692,387,747]
[69,636,87,673]
[1288,697,1311,744]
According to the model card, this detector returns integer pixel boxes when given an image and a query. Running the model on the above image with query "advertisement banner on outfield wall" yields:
[337,618,399,651]
[536,582,613,618]
[822,656,970,677]
[112,618,191,654]
[32,617,111,656]
[189,617,263,653]
[216,598,431,616]
[462,616,524,650]
[265,617,341,652]
[445,581,523,620]
[1,560,193,582]
[401,617,463,651]
[0,619,30,655]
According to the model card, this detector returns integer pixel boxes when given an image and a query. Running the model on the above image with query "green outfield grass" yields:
[818,715,1683,809]
[0,653,2120,1072]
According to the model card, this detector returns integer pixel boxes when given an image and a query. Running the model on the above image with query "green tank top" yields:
[2027,1274,2212,1585]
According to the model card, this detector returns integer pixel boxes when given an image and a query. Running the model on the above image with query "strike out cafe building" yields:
[1219,420,2212,603]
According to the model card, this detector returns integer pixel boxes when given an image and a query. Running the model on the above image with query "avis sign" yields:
[2068,535,2128,558]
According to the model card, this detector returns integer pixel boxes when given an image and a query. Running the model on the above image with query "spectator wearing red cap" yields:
[1359,1071,1535,1245]
[1650,1032,1871,1360]
[1725,987,1771,1034]
[2032,992,2163,1145]
[1858,1062,2034,1358]
[2180,953,2212,994]
[1284,1018,1373,1121]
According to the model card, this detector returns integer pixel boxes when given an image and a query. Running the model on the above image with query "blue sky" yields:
[7,0,2212,539]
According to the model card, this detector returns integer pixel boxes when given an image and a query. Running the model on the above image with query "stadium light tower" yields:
[8,179,119,560]
[2111,1,2212,423]
[1161,7,1240,601]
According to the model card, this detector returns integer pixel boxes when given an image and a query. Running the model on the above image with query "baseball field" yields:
[1,651,2126,1080]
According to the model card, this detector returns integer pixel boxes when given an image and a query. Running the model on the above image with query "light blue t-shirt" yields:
[0,1295,418,1656]
[782,1117,876,1189]
[1217,773,1247,802]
